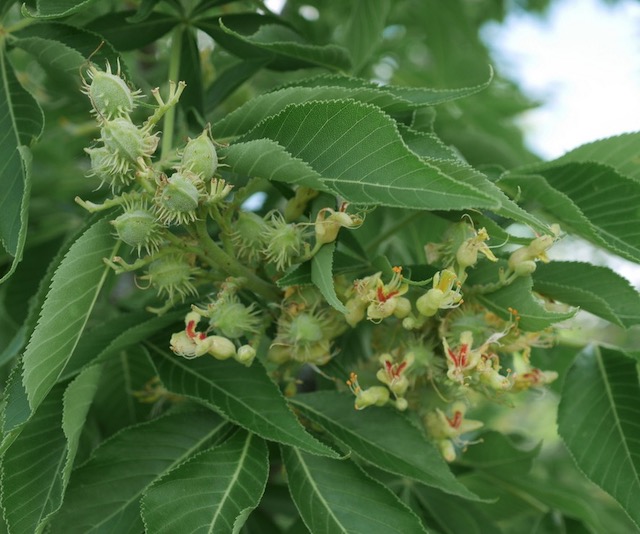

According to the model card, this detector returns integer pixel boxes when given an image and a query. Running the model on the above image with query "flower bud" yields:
[208,335,236,360]
[181,130,218,180]
[314,209,361,246]
[235,345,257,366]
[416,288,444,317]
[354,386,390,410]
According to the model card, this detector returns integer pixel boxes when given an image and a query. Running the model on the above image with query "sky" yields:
[483,0,640,159]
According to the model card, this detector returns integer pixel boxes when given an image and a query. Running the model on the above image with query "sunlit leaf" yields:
[222,100,501,211]
[311,243,346,313]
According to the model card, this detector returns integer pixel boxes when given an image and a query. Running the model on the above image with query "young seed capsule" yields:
[181,131,218,180]
[111,205,163,255]
[86,65,136,119]
[143,255,198,301]
[85,146,132,189]
[155,172,201,225]
[101,117,158,164]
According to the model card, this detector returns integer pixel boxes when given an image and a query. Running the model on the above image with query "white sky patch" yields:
[483,0,640,159]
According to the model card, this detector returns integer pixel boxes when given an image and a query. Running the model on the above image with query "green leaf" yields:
[474,274,576,331]
[281,445,428,534]
[344,0,391,73]
[411,485,503,534]
[86,11,177,51]
[21,217,118,412]
[533,261,640,328]
[142,430,269,534]
[49,410,229,534]
[1,382,66,534]
[14,23,122,76]
[554,132,640,183]
[311,243,347,314]
[457,431,541,474]
[290,391,480,500]
[502,162,640,263]
[214,74,494,139]
[24,0,100,18]
[197,15,351,71]
[60,309,183,381]
[148,344,339,458]
[178,27,205,130]
[221,100,501,211]
[0,47,44,283]
[558,345,640,528]
[204,58,269,112]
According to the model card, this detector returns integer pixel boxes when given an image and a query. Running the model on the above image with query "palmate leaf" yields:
[1,365,101,534]
[558,345,640,528]
[21,217,118,412]
[197,14,351,71]
[502,162,640,263]
[533,261,640,329]
[281,446,428,534]
[221,100,501,212]
[148,344,338,458]
[49,410,229,534]
[0,49,43,283]
[290,391,480,500]
[141,430,269,534]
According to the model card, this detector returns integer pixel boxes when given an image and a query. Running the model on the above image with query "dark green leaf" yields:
[311,243,347,314]
[60,309,183,382]
[457,431,540,474]
[197,14,351,71]
[49,410,229,534]
[148,343,339,458]
[142,430,269,533]
[533,261,640,328]
[14,23,122,76]
[291,391,480,500]
[344,0,391,73]
[558,345,640,528]
[21,217,118,411]
[282,446,428,534]
[204,58,269,112]
[0,47,43,283]
[24,0,100,18]
[221,100,501,211]
[178,27,204,130]
[86,11,177,51]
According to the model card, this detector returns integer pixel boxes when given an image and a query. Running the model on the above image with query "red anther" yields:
[186,320,198,339]
[446,411,463,429]
[396,360,408,375]
[198,332,207,340]
[377,286,399,303]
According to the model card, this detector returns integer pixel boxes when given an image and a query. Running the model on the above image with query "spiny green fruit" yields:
[181,130,218,180]
[85,146,131,189]
[101,117,158,165]
[84,64,139,119]
[143,255,198,301]
[155,171,201,225]
[111,204,163,254]
[230,211,268,263]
